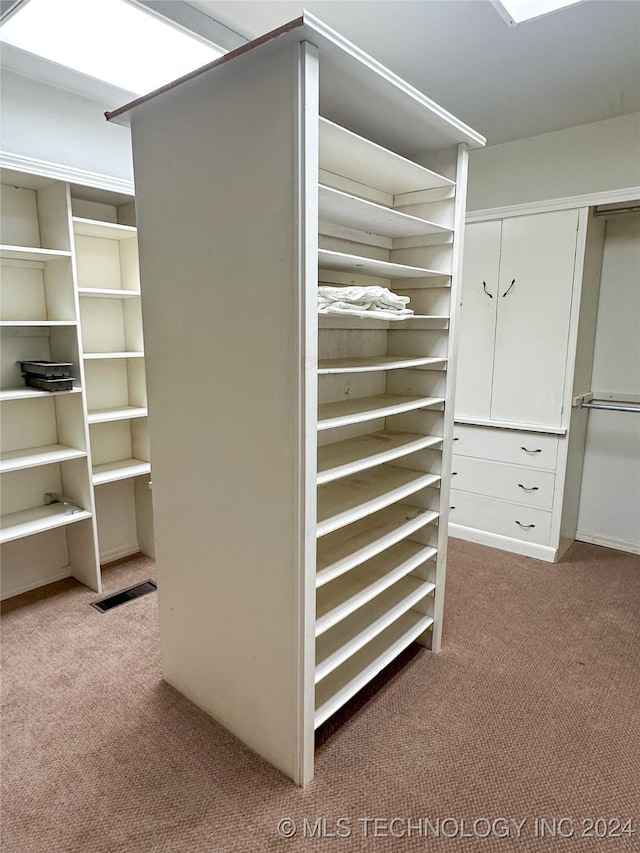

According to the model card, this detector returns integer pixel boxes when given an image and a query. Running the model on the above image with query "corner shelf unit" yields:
[110,12,484,785]
[0,165,154,600]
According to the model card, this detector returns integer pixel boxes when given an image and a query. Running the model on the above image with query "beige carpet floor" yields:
[1,539,639,852]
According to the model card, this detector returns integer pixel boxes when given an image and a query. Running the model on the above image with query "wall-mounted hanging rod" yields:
[573,393,640,414]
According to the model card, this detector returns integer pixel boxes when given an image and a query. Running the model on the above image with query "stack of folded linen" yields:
[318,285,413,320]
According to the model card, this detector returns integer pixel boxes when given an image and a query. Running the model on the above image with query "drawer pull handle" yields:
[521,446,542,454]
[482,281,493,299]
[502,278,516,297]
[449,506,456,511]
[518,483,539,492]
[453,437,459,441]
[452,472,458,476]
[515,520,536,529]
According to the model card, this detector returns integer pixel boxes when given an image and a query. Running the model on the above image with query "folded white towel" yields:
[318,285,413,319]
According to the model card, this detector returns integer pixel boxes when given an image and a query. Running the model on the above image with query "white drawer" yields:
[449,489,552,545]
[451,455,556,510]
[452,424,559,470]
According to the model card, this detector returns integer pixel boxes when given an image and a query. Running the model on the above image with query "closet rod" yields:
[594,204,640,217]
[581,400,640,413]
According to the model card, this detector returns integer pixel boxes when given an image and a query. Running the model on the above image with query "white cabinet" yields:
[452,209,606,561]
[0,165,155,599]
[457,210,579,428]
[109,13,484,784]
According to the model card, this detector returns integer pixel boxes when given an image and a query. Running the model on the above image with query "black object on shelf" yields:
[19,360,74,379]
[24,375,75,392]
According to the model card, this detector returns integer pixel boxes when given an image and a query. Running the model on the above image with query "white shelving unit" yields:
[0,166,155,599]
[109,12,484,785]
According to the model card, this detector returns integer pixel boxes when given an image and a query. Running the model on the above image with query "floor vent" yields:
[91,579,157,613]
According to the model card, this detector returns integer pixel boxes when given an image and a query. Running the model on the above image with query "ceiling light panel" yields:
[0,0,225,95]
[495,0,584,25]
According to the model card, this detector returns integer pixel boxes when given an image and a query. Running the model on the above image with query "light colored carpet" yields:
[1,540,639,852]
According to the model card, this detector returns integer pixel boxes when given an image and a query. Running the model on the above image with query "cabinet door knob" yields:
[482,280,493,298]
[502,278,516,297]
[521,446,542,454]
[518,483,539,492]
[515,520,536,529]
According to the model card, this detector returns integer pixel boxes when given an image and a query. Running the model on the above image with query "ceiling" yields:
[190,0,640,145]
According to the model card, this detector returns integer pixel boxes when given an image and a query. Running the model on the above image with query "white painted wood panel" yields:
[491,210,579,426]
[455,220,501,419]
[452,423,559,469]
[449,488,552,545]
[452,454,556,510]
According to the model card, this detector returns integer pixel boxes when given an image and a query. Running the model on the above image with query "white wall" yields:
[468,113,640,211]
[0,69,133,182]
[577,213,640,554]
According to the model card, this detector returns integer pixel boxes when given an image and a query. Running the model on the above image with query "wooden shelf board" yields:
[83,352,145,360]
[87,406,148,424]
[316,539,436,636]
[318,184,452,238]
[0,444,87,474]
[92,458,150,485]
[0,245,72,262]
[315,606,434,727]
[0,504,92,544]
[73,217,137,240]
[319,248,448,279]
[319,118,454,195]
[318,393,444,431]
[317,466,440,537]
[0,320,76,327]
[318,355,446,374]
[317,505,439,588]
[318,315,450,330]
[318,430,442,485]
[78,288,141,299]
[0,387,82,402]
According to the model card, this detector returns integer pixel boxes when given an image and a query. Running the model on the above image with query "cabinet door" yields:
[455,220,501,420]
[491,210,579,427]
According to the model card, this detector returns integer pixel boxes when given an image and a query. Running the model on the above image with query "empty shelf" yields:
[0,503,92,544]
[317,505,438,587]
[83,352,144,360]
[73,218,137,240]
[318,249,447,279]
[319,118,454,195]
[318,393,444,431]
[0,320,76,327]
[318,355,446,374]
[318,185,452,238]
[0,387,82,402]
[316,539,436,636]
[317,466,440,537]
[318,430,442,485]
[92,458,150,485]
[315,606,434,727]
[0,245,72,262]
[87,406,148,424]
[318,314,450,330]
[78,288,141,299]
[0,444,87,474]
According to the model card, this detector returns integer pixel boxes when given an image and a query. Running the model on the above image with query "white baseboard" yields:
[449,523,558,562]
[99,543,141,566]
[575,531,640,556]
[0,566,72,601]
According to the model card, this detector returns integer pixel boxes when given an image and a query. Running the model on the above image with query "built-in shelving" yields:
[318,248,447,279]
[317,466,440,537]
[319,117,454,195]
[317,505,439,587]
[78,288,141,299]
[318,394,444,430]
[0,444,87,474]
[92,458,151,486]
[318,315,450,330]
[315,606,435,727]
[72,217,137,240]
[0,321,77,327]
[0,503,93,545]
[318,185,451,238]
[87,406,148,424]
[317,431,441,485]
[0,246,72,263]
[318,355,446,373]
[0,387,82,402]
[83,352,145,360]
